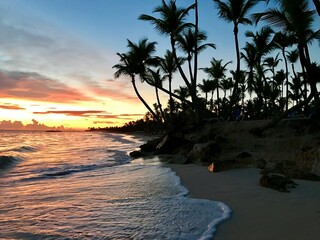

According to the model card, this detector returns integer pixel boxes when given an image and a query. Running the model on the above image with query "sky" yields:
[0,0,319,130]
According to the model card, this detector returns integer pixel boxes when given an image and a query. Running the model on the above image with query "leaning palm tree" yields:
[113,38,160,121]
[201,57,232,115]
[213,0,262,107]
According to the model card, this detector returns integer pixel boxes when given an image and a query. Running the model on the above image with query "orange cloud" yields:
[0,103,25,110]
[0,119,67,131]
[32,110,144,121]
[33,110,107,117]
[0,70,94,103]
[81,78,139,103]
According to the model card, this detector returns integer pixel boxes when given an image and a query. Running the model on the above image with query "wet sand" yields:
[169,164,320,240]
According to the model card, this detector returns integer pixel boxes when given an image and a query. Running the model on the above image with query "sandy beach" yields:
[169,164,320,240]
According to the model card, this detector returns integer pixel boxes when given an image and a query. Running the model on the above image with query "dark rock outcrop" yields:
[259,174,297,192]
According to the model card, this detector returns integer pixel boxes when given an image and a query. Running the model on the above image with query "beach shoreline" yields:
[168,164,320,240]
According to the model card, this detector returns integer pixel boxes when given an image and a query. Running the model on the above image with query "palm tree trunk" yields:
[131,77,159,122]
[216,79,220,115]
[168,75,174,120]
[170,37,192,91]
[149,81,193,106]
[229,24,241,112]
[155,87,165,122]
[282,48,289,111]
[193,0,199,96]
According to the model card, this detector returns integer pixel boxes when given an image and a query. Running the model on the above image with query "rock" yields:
[256,158,267,169]
[156,134,191,154]
[129,150,142,158]
[167,153,191,164]
[140,138,162,152]
[259,174,298,192]
[187,141,221,165]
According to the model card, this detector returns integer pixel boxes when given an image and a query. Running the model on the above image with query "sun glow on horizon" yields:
[0,97,147,130]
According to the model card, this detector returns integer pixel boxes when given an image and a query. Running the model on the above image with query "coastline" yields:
[168,164,320,240]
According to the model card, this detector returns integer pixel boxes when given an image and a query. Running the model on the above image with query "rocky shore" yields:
[131,118,320,191]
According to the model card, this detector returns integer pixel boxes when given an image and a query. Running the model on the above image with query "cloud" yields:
[0,103,25,110]
[0,70,95,103]
[93,121,116,125]
[33,110,144,120]
[0,7,140,105]
[0,119,67,131]
[33,110,107,117]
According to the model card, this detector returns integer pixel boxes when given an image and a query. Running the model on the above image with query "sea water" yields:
[0,131,231,240]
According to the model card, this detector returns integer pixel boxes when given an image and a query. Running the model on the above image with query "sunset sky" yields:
[0,0,319,130]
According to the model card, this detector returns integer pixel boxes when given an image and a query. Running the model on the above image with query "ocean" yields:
[0,131,231,240]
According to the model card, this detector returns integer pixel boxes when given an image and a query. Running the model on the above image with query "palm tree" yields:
[263,53,281,91]
[221,77,234,99]
[241,42,257,98]
[139,0,196,104]
[254,0,320,112]
[144,68,167,122]
[213,0,262,106]
[245,26,275,98]
[113,38,160,121]
[174,86,190,112]
[273,69,286,99]
[272,32,294,110]
[176,29,216,83]
[198,79,213,108]
[287,49,299,79]
[201,57,232,115]
[159,50,184,119]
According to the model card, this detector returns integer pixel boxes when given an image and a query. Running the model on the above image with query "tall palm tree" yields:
[245,26,275,96]
[201,57,231,115]
[176,29,216,83]
[213,0,262,106]
[113,38,160,121]
[272,32,294,110]
[159,50,185,119]
[241,42,257,98]
[287,49,299,79]
[139,0,196,103]
[254,0,320,111]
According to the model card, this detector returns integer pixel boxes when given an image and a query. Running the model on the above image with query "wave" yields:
[22,150,132,181]
[0,155,22,169]
[12,146,38,152]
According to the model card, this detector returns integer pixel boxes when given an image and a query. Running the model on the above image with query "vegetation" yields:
[103,0,320,133]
